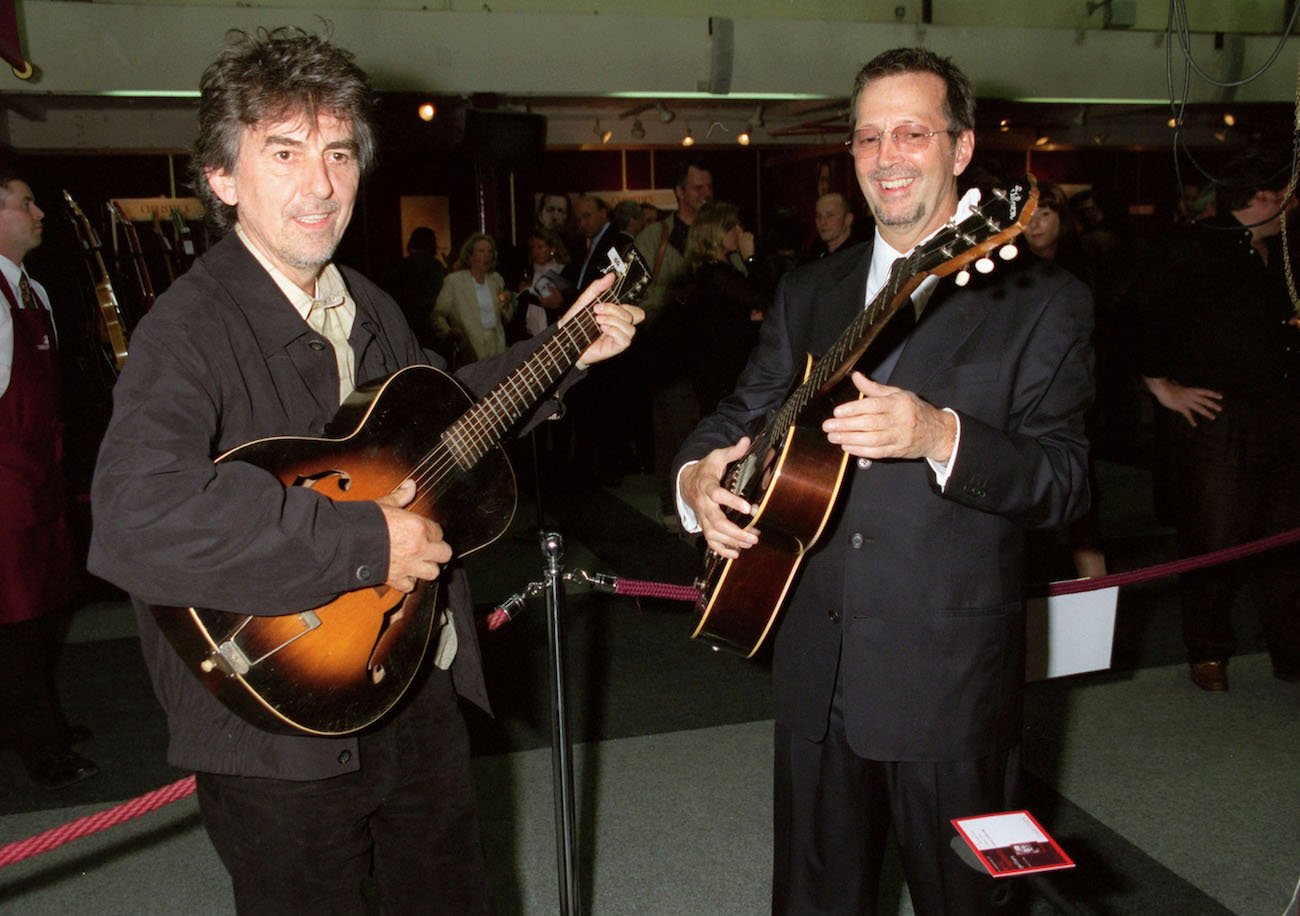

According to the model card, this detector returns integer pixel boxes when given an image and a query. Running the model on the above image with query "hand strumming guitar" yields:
[822,372,958,462]
[679,437,758,559]
[377,479,453,593]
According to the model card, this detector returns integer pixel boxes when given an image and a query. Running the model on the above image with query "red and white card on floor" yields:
[951,810,1075,878]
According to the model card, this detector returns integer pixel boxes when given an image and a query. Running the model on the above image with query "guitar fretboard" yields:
[442,308,603,468]
[747,183,1027,462]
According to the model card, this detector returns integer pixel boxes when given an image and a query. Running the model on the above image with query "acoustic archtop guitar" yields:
[64,190,130,373]
[692,176,1038,657]
[155,247,650,736]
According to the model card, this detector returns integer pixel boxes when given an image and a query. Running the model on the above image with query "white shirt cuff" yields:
[675,461,703,533]
[925,408,962,490]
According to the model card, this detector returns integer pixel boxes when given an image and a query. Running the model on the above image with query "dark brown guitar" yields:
[64,190,129,373]
[155,248,651,736]
[692,177,1038,657]
[107,200,156,323]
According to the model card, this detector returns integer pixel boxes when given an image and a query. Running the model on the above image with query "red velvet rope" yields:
[0,774,196,869]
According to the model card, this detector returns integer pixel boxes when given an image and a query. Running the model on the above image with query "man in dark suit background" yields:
[570,194,635,293]
[676,47,1093,914]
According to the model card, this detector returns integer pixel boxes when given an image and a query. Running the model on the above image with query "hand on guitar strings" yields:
[376,479,453,593]
[556,272,645,369]
[823,372,958,463]
[680,437,760,560]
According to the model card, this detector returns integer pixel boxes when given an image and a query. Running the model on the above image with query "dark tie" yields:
[18,273,38,310]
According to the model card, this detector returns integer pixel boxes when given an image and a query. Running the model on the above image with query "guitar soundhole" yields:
[292,469,352,492]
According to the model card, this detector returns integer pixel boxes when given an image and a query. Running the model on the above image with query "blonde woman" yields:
[432,233,513,362]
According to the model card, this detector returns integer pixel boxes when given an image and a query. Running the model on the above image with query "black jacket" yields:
[90,233,580,778]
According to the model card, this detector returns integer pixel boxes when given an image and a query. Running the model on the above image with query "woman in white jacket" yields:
[432,233,514,364]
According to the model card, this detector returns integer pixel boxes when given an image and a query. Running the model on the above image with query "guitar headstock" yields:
[906,174,1038,287]
[63,189,104,250]
[600,243,654,306]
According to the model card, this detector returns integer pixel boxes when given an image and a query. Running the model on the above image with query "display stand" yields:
[541,531,580,915]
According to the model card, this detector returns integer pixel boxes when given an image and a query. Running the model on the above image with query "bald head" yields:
[814,192,854,252]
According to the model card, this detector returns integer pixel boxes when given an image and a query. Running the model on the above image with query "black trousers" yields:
[772,665,1017,915]
[1173,395,1300,672]
[0,612,72,761]
[196,669,491,915]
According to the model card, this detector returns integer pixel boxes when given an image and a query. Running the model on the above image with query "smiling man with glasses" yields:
[676,47,1094,914]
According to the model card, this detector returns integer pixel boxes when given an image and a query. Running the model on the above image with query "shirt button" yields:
[308,340,327,351]
[356,565,373,582]
[857,458,872,470]
[850,533,864,549]
[337,750,352,764]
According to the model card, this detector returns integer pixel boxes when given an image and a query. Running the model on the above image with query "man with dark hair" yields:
[677,46,1093,913]
[1138,155,1300,692]
[633,158,714,321]
[0,173,98,789]
[88,27,640,913]
[385,225,446,350]
[611,199,646,238]
[536,190,570,233]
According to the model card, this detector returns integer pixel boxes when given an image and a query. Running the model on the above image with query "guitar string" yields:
[739,194,1014,470]
[408,307,603,504]
[390,272,641,510]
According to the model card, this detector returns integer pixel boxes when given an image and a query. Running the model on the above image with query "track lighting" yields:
[656,101,675,123]
[631,119,646,140]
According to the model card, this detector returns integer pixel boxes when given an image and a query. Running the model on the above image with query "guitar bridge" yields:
[199,610,323,677]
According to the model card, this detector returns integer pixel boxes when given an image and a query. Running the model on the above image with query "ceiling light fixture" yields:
[656,101,675,123]
[681,124,695,147]
[737,129,751,146]
[594,120,613,144]
[631,118,646,140]
[417,102,437,122]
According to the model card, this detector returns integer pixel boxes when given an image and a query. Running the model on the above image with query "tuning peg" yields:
[975,257,995,274]
[999,244,1018,260]
[955,269,971,287]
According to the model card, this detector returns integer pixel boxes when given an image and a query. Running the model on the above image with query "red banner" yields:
[0,0,28,75]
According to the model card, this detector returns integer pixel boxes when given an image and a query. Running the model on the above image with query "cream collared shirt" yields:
[234,224,357,404]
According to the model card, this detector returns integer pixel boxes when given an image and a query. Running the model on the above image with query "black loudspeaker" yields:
[708,17,734,95]
[463,109,547,166]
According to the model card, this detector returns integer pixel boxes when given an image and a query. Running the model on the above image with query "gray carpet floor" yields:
[1,459,1298,914]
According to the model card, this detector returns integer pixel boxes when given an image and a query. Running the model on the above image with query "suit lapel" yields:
[888,279,993,394]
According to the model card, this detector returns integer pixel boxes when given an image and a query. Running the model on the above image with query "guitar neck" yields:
[758,265,919,455]
[442,306,600,464]
[752,178,1037,458]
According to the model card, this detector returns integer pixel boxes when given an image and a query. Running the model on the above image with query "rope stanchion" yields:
[0,774,196,869]
[488,525,1300,625]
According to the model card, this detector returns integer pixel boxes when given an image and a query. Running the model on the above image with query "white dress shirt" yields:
[0,253,54,398]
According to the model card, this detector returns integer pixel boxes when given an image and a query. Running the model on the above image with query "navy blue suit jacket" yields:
[675,241,1094,761]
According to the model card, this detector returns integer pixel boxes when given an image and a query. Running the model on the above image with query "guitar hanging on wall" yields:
[691,175,1039,658]
[154,247,652,736]
[64,190,129,374]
